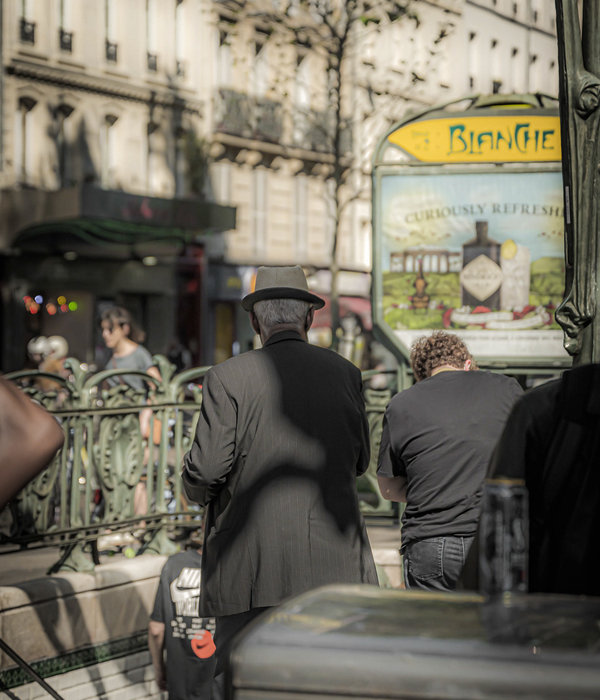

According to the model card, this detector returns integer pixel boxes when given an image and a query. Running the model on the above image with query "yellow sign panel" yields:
[387,114,561,163]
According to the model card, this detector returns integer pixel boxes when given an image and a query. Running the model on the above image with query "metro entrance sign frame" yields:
[371,94,571,372]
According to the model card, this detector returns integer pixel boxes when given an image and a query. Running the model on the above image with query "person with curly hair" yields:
[410,330,475,382]
[376,330,522,591]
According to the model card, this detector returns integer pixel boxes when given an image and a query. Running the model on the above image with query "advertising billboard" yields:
[372,97,570,367]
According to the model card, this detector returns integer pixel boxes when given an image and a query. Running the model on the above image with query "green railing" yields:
[1,356,399,573]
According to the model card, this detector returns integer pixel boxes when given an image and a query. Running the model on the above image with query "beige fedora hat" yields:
[242,265,325,311]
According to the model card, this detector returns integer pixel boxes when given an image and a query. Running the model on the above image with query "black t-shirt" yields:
[377,370,522,548]
[150,550,216,700]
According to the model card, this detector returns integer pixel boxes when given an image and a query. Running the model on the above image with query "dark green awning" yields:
[1,185,236,258]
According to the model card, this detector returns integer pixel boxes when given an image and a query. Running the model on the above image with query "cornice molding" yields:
[6,59,203,114]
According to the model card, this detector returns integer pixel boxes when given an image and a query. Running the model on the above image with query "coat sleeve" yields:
[182,368,237,506]
[355,370,371,477]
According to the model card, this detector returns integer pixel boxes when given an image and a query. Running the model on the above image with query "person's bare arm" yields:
[377,475,407,502]
[0,378,65,510]
[147,365,162,383]
[148,619,167,692]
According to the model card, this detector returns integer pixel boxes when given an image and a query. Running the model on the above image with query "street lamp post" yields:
[555,0,600,364]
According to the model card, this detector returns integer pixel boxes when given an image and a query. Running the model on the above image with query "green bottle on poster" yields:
[460,220,503,310]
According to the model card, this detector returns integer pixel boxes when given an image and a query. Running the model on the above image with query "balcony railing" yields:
[215,89,253,138]
[214,89,283,143]
[0,356,396,572]
[19,17,35,44]
[105,40,118,63]
[147,52,158,72]
[292,109,353,155]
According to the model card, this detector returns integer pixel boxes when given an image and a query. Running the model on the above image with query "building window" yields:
[216,27,232,86]
[106,40,118,62]
[293,54,310,143]
[492,80,502,94]
[212,161,231,205]
[175,0,185,78]
[253,39,268,98]
[252,169,267,257]
[101,114,118,188]
[294,174,308,259]
[59,0,73,52]
[59,28,73,52]
[490,39,500,90]
[175,129,187,197]
[147,121,165,194]
[146,0,158,72]
[467,29,478,92]
[295,54,310,109]
[20,17,35,44]
[510,47,521,92]
[15,97,37,184]
[57,104,74,186]
[105,0,118,62]
[19,0,35,44]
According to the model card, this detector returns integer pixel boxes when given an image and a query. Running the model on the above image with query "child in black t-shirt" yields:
[149,542,216,699]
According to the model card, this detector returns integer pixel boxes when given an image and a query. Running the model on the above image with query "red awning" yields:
[312,296,372,330]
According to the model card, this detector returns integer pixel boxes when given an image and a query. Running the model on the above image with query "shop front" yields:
[0,185,235,372]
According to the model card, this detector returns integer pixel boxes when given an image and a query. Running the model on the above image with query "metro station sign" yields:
[372,96,570,368]
[387,114,561,164]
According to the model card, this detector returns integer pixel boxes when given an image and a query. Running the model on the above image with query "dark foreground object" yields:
[227,584,600,699]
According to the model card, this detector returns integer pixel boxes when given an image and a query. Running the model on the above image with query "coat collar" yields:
[263,329,306,347]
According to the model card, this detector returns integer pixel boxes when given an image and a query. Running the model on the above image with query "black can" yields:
[479,478,529,595]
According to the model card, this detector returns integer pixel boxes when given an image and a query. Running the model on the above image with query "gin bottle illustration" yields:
[460,220,502,310]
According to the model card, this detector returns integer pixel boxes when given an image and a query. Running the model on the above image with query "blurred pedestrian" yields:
[377,330,522,591]
[100,306,161,517]
[25,335,70,395]
[0,376,64,510]
[167,337,193,372]
[26,335,48,369]
[38,335,70,394]
[148,534,216,699]
[100,306,160,393]
[182,265,378,698]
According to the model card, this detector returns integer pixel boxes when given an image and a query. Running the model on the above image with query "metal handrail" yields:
[0,638,64,700]
[0,356,398,572]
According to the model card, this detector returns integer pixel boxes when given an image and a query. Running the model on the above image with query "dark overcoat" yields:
[182,330,378,616]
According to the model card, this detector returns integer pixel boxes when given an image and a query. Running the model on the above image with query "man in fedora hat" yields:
[182,265,378,695]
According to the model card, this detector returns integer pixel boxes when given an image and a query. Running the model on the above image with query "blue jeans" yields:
[403,536,474,591]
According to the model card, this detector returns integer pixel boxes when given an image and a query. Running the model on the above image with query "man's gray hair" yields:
[253,298,312,334]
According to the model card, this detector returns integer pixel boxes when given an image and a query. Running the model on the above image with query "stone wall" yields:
[9,651,164,700]
[0,554,166,697]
